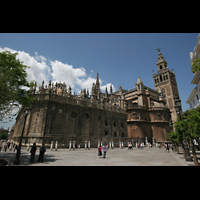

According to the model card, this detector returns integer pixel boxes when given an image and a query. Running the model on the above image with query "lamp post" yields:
[174,97,193,162]
[13,107,30,165]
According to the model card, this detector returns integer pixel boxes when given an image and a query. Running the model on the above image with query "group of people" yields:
[98,144,108,158]
[30,142,46,163]
[1,140,18,152]
[0,140,46,163]
[164,143,174,152]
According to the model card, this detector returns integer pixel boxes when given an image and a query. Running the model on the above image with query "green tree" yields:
[168,130,180,154]
[174,107,200,166]
[191,58,200,73]
[0,51,36,122]
[0,132,8,139]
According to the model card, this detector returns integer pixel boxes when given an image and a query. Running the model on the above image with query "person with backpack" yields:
[38,143,46,162]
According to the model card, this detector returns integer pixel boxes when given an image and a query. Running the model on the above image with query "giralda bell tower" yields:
[153,49,182,124]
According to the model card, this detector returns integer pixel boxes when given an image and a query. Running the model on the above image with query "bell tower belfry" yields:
[153,49,182,124]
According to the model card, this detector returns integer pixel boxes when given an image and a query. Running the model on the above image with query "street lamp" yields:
[13,107,30,165]
[174,97,193,162]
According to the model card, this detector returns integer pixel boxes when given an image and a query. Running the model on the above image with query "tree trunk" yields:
[189,126,200,166]
[173,142,177,152]
[176,142,179,154]
[182,142,186,158]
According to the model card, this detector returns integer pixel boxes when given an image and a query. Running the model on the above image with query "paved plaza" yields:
[0,146,198,166]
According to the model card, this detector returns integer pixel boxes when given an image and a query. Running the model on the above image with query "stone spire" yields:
[96,73,100,88]
[136,76,143,85]
[110,84,112,94]
[156,50,168,71]
[136,76,144,92]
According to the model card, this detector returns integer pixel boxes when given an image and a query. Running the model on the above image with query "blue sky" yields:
[0,33,198,129]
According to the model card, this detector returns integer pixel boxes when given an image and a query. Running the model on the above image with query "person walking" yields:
[98,145,102,158]
[102,144,107,158]
[38,143,46,162]
[171,144,174,152]
[30,142,37,162]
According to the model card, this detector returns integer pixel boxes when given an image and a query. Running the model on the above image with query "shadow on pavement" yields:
[0,151,60,166]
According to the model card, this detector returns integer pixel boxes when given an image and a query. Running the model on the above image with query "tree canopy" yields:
[168,107,200,142]
[0,51,36,122]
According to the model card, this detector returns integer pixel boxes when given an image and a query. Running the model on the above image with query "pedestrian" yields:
[30,142,37,162]
[102,144,107,158]
[38,143,46,162]
[14,143,18,152]
[171,144,174,152]
[98,145,102,158]
[166,144,169,152]
[138,143,140,149]
[128,143,133,150]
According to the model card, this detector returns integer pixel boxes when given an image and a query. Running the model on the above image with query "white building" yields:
[186,33,200,110]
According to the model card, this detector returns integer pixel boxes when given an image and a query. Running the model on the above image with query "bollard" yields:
[50,141,54,151]
[88,141,90,150]
[119,141,121,149]
[27,142,30,151]
[112,141,114,149]
[9,142,13,151]
[109,141,111,149]
[69,141,71,150]
[85,141,87,150]
[55,141,58,151]
[122,142,123,149]
[73,141,75,150]
[136,142,137,148]
[101,141,103,147]
[98,141,100,147]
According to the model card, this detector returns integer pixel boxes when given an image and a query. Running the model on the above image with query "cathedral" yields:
[10,51,180,147]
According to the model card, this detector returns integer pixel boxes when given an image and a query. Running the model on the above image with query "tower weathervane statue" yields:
[156,48,161,52]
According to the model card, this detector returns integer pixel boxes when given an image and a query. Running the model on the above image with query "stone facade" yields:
[10,51,178,146]
[10,75,127,147]
[112,76,172,143]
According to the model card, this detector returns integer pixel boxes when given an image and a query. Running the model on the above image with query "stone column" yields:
[122,142,123,149]
[152,137,155,146]
[69,141,71,150]
[55,141,58,151]
[85,141,87,150]
[50,141,54,151]
[73,141,75,150]
[88,141,90,150]
[27,142,30,151]
[9,142,13,151]
[145,137,148,145]
[112,141,114,149]
[109,141,111,149]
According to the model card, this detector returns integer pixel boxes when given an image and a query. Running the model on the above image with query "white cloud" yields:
[50,60,86,87]
[0,47,51,86]
[101,83,116,93]
[0,46,116,95]
[0,46,118,129]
